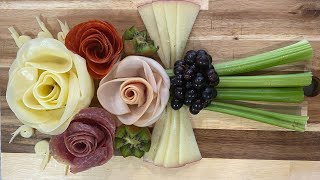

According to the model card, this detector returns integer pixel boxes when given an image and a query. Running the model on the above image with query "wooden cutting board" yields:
[1,0,320,179]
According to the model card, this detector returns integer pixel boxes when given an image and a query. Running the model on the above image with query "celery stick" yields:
[216,87,305,103]
[213,101,308,125]
[215,40,313,75]
[206,104,305,132]
[218,72,312,88]
[205,101,308,131]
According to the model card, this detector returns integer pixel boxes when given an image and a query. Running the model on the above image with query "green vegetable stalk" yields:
[217,72,312,88]
[123,26,158,56]
[205,101,308,132]
[216,87,305,103]
[115,125,151,158]
[215,40,313,76]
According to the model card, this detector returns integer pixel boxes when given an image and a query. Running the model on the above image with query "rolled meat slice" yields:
[50,107,116,173]
[97,56,170,127]
[65,20,123,79]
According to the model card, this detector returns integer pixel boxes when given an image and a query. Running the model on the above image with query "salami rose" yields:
[65,20,123,79]
[50,107,116,173]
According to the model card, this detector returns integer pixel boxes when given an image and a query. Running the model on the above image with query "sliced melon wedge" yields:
[175,1,200,61]
[138,3,165,65]
[179,106,202,165]
[163,107,180,167]
[164,1,177,67]
[152,1,171,68]
[153,105,172,166]
[143,109,166,163]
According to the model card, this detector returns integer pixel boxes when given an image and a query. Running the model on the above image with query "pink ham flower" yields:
[97,56,170,127]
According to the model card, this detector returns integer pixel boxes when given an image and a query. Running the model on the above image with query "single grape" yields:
[175,74,185,86]
[189,105,200,115]
[184,50,197,65]
[210,77,220,87]
[171,98,183,110]
[202,91,214,100]
[174,60,186,67]
[184,98,193,106]
[196,55,210,69]
[174,65,184,75]
[207,69,219,83]
[174,86,185,99]
[170,77,177,87]
[184,69,195,81]
[185,89,197,100]
[189,64,198,72]
[193,76,205,89]
[192,99,204,111]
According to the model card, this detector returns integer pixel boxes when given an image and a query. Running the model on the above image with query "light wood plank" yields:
[0,0,209,10]
[2,153,320,180]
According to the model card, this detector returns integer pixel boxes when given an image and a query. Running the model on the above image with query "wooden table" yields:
[1,0,320,179]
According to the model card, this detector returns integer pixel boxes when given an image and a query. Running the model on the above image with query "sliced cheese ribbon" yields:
[6,38,94,135]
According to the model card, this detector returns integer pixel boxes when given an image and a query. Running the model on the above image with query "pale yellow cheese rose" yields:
[6,38,94,135]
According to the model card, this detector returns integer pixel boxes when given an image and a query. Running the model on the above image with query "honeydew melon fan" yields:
[3,0,320,175]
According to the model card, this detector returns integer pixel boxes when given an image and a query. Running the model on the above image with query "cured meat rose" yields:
[65,20,123,79]
[50,107,116,173]
[97,56,170,127]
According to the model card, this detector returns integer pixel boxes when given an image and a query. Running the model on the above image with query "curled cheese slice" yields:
[57,19,70,44]
[6,38,94,135]
[36,16,53,39]
[34,140,50,170]
[9,125,34,143]
[8,27,32,48]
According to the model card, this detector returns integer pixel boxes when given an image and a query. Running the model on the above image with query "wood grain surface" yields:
[1,0,320,178]
[3,153,320,180]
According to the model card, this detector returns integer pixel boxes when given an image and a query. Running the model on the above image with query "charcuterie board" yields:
[1,0,320,179]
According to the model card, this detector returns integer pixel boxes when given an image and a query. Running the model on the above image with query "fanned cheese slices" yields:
[138,1,200,68]
[143,105,202,167]
[6,38,94,135]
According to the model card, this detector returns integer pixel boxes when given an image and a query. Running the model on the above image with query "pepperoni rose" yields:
[65,20,123,79]
[50,107,116,173]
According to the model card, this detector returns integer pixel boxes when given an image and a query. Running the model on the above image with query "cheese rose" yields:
[6,38,94,135]
[97,56,170,127]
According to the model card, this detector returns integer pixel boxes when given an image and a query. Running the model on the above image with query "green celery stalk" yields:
[205,101,308,132]
[216,87,305,103]
[214,40,313,75]
[218,72,312,88]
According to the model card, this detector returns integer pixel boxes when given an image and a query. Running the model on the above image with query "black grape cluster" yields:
[170,50,220,115]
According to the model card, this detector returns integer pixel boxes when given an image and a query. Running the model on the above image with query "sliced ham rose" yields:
[97,56,170,127]
[65,20,123,79]
[50,107,116,173]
